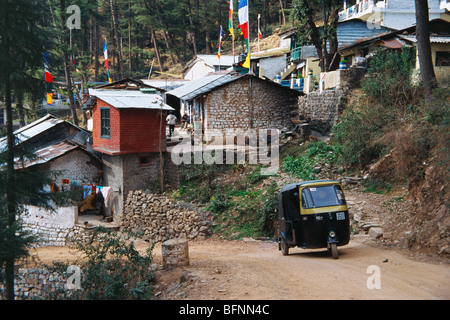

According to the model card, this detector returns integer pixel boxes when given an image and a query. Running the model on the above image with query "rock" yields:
[368,227,383,240]
[162,238,190,269]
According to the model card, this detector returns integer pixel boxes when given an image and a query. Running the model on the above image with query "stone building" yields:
[86,87,174,220]
[167,70,301,138]
[0,114,101,188]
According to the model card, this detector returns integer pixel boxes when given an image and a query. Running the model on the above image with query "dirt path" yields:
[30,237,450,300]
[147,238,449,300]
[29,187,450,301]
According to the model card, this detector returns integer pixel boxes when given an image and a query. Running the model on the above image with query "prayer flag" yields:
[238,0,250,69]
[46,93,53,105]
[228,0,234,40]
[217,25,226,59]
[103,39,112,83]
[238,0,249,41]
[44,51,54,105]
[44,65,54,83]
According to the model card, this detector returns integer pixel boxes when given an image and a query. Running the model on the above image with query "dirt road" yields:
[147,237,450,300]
[31,236,449,300]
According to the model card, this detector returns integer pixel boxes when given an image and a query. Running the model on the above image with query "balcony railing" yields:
[338,0,386,21]
[280,78,304,92]
[290,47,302,62]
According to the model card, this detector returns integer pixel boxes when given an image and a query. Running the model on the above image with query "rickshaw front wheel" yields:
[280,238,289,256]
[330,243,338,259]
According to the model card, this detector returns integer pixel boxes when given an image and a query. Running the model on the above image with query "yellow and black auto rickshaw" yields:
[277,180,350,259]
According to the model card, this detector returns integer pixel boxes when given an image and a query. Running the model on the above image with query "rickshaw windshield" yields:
[301,185,346,209]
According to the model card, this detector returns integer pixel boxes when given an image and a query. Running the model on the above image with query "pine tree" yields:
[0,0,68,300]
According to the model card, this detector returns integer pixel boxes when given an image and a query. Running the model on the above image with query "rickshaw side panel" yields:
[278,187,303,246]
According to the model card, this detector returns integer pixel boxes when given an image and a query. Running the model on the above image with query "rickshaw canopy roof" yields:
[279,180,342,195]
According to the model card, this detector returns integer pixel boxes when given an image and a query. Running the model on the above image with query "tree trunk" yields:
[187,0,198,55]
[3,4,16,297]
[128,0,132,77]
[94,19,99,81]
[279,0,286,25]
[203,0,210,54]
[4,61,16,302]
[110,0,124,79]
[16,90,25,127]
[60,0,79,126]
[415,0,438,97]
[151,29,163,72]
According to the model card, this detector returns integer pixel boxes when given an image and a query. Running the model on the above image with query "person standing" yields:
[166,112,177,137]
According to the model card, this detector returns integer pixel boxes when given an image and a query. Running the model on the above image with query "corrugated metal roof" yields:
[0,114,64,151]
[89,89,174,111]
[167,71,244,101]
[14,140,100,169]
[398,34,450,44]
[15,141,78,169]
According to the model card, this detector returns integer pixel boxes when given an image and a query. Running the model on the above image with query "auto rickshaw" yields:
[277,180,350,259]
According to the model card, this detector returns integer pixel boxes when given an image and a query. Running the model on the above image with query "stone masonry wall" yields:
[206,76,297,133]
[121,190,211,242]
[21,205,97,247]
[297,67,366,133]
[22,223,95,247]
[0,268,69,300]
[298,90,342,133]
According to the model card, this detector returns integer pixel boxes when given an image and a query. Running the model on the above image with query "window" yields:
[435,51,450,67]
[100,107,110,138]
[139,156,151,167]
[301,185,346,209]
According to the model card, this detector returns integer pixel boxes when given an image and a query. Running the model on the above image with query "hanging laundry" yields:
[96,186,111,208]
[82,186,92,199]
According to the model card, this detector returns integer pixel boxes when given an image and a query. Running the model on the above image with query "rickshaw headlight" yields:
[329,231,336,238]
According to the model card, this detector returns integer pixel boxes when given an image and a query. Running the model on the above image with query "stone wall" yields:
[298,90,343,133]
[121,190,211,242]
[22,223,94,247]
[33,149,102,192]
[21,205,95,247]
[0,267,69,300]
[205,75,298,134]
[297,67,367,133]
[102,152,162,220]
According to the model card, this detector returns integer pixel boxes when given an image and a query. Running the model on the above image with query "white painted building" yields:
[182,55,235,80]
[339,0,449,30]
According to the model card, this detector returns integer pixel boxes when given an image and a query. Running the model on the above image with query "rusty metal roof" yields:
[14,140,100,169]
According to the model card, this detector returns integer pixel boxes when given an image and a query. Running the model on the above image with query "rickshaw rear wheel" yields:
[280,238,289,256]
[330,243,338,259]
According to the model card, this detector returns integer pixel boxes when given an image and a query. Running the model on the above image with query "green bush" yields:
[281,141,340,179]
[333,47,419,169]
[44,227,155,300]
[362,46,416,109]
